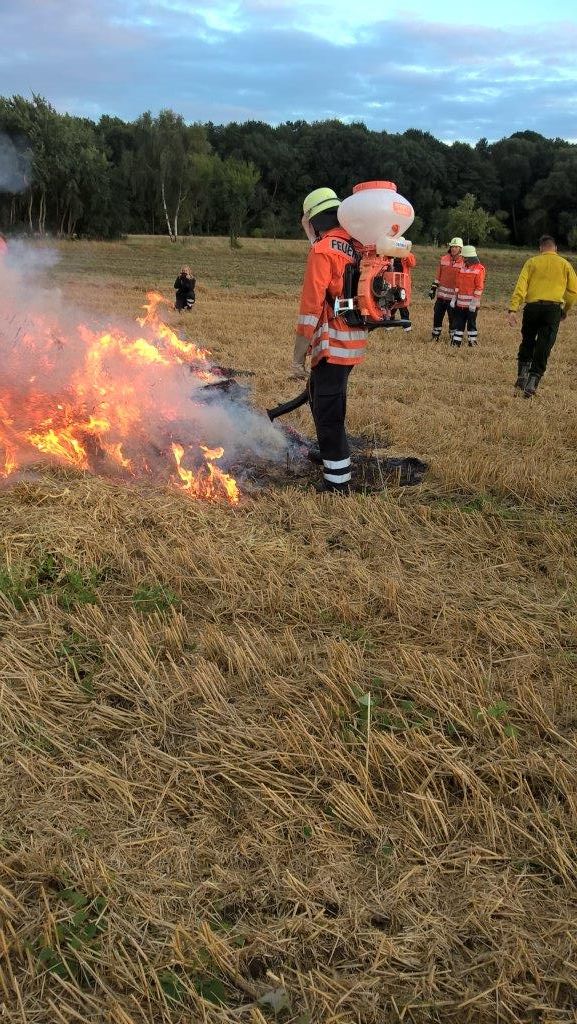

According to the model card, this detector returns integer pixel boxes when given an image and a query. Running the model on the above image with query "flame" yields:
[200,445,225,460]
[136,290,167,325]
[0,291,240,504]
[101,441,132,470]
[26,426,89,467]
[172,442,240,505]
[3,447,17,477]
[137,290,211,363]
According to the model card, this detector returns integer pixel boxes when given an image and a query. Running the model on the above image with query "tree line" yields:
[1,95,576,248]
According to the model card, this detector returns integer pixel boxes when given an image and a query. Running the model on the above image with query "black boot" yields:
[523,373,541,398]
[514,361,531,390]
[313,480,351,495]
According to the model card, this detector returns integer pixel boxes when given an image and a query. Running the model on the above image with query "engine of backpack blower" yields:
[334,249,410,328]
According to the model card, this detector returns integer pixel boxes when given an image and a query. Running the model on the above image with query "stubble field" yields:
[1,236,576,1024]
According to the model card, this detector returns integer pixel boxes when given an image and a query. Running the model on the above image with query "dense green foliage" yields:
[1,95,576,246]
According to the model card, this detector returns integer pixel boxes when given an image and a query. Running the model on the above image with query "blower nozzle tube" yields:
[266,387,309,422]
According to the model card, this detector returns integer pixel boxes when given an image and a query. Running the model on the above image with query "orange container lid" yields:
[353,180,397,193]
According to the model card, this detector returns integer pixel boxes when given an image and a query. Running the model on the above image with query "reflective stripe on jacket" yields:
[296,226,368,368]
[435,253,464,301]
[454,262,486,308]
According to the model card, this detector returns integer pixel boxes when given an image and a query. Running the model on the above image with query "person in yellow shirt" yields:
[507,235,577,397]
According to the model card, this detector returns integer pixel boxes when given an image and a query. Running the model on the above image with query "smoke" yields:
[5,237,61,272]
[0,242,289,494]
[0,133,31,194]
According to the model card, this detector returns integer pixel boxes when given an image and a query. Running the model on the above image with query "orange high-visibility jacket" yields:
[296,226,367,368]
[454,262,486,308]
[434,253,464,301]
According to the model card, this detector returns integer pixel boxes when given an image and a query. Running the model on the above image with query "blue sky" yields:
[1,0,576,141]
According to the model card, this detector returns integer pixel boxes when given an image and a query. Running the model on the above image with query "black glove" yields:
[428,284,437,300]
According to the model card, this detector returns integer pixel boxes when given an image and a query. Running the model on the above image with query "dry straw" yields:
[1,238,576,1023]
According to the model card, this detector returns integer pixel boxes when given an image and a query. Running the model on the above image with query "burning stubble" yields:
[0,246,288,502]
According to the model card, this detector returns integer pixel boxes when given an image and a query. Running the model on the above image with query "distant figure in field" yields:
[507,235,577,397]
[174,266,196,311]
[450,245,486,347]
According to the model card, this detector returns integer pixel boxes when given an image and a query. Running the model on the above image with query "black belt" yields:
[527,300,562,307]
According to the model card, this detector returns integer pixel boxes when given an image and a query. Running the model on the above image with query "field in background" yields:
[1,237,576,1024]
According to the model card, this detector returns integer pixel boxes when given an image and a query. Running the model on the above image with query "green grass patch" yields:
[0,554,101,609]
[29,889,107,987]
[429,493,524,519]
[157,966,232,1008]
[132,582,179,613]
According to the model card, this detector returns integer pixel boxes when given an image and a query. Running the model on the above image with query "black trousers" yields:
[432,298,455,336]
[309,359,352,490]
[518,301,563,377]
[451,306,478,345]
[392,306,411,328]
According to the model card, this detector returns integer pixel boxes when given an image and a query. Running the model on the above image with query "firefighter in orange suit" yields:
[429,238,464,340]
[291,187,367,493]
[450,246,486,347]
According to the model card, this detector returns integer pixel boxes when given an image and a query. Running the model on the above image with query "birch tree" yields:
[153,111,210,241]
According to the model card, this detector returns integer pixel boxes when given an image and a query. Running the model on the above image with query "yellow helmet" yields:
[449,237,464,248]
[462,245,478,258]
[303,187,341,219]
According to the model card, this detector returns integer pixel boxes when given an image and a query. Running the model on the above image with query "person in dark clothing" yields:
[174,266,196,311]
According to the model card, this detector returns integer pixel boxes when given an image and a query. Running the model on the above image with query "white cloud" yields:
[0,1,575,141]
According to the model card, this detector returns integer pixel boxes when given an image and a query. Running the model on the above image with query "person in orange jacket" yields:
[390,252,416,330]
[292,187,367,493]
[450,245,486,347]
[429,238,463,340]
[0,233,7,256]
